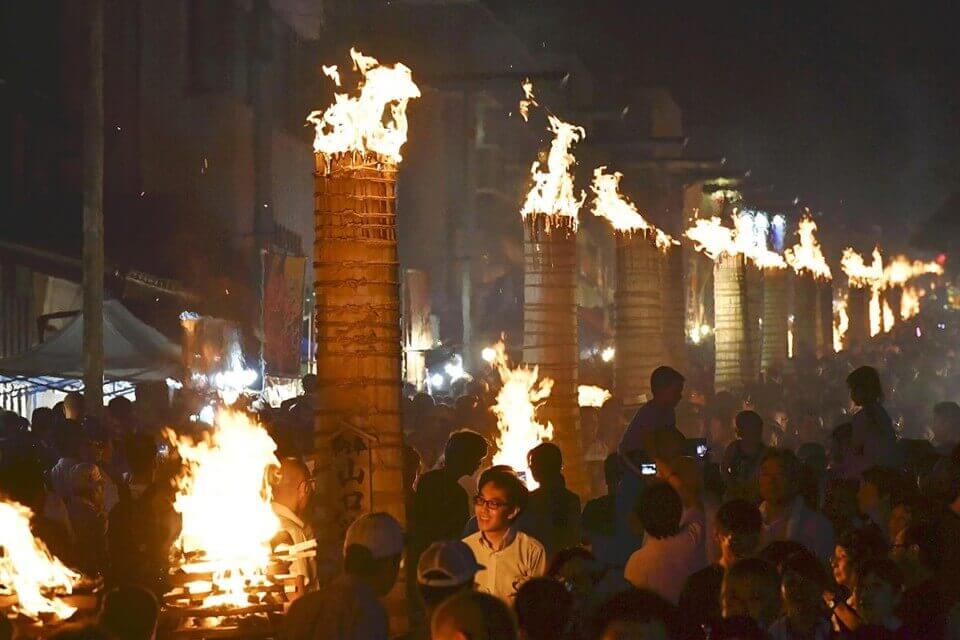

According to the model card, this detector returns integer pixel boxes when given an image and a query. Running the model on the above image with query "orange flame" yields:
[834,296,848,352]
[900,285,923,320]
[784,216,832,280]
[683,216,736,261]
[518,78,538,122]
[0,500,80,620]
[307,48,421,163]
[590,167,675,248]
[166,410,280,608]
[520,114,586,228]
[841,247,884,289]
[883,255,943,287]
[488,339,554,489]
[578,385,612,408]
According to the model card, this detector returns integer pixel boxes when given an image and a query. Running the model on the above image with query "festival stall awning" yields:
[0,300,181,383]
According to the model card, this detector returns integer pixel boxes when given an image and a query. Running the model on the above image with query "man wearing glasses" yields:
[272,457,317,590]
[462,468,546,602]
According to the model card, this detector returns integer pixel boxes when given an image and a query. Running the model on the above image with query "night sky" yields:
[485,1,960,251]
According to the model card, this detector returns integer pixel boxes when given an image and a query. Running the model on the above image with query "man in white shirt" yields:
[758,448,834,561]
[271,457,317,589]
[624,481,705,604]
[463,468,546,602]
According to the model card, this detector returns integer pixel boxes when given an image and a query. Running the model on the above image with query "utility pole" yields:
[82,0,104,416]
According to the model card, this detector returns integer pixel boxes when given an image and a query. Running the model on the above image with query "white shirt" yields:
[463,528,546,602]
[624,517,705,604]
[760,495,835,561]
[271,502,317,589]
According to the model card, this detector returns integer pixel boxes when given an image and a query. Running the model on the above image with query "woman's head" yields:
[831,528,888,589]
[846,366,883,407]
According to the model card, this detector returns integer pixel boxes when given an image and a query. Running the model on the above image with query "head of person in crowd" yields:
[63,391,84,421]
[474,468,528,539]
[273,457,313,517]
[758,448,801,509]
[831,527,888,591]
[650,366,685,409]
[430,590,518,640]
[546,547,604,605]
[124,433,158,485]
[98,586,159,640]
[444,430,489,480]
[106,397,134,430]
[30,407,55,440]
[890,521,938,584]
[79,418,110,466]
[587,588,678,640]
[70,462,105,510]
[527,442,563,487]
[886,494,933,542]
[932,400,960,445]
[779,550,831,621]
[300,373,316,397]
[342,512,404,598]
[734,411,764,451]
[514,578,573,640]
[633,481,682,540]
[857,465,906,530]
[852,557,903,628]
[721,558,782,629]
[847,366,884,408]
[715,499,763,569]
[416,540,482,616]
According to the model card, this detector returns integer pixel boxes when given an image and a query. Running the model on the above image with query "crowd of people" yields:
[2,310,960,639]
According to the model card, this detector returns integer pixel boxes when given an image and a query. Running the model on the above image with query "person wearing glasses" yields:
[463,468,546,602]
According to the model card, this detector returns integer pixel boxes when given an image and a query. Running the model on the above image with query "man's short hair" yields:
[735,410,763,434]
[514,578,573,640]
[715,499,762,537]
[477,468,528,511]
[588,588,677,640]
[431,591,517,640]
[759,448,801,481]
[650,366,685,395]
[445,430,489,466]
[99,586,159,640]
[528,442,563,478]
[634,482,682,539]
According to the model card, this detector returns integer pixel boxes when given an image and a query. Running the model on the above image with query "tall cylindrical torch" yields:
[307,50,420,617]
[784,215,833,363]
[816,280,834,357]
[661,245,687,375]
[761,267,789,375]
[590,168,677,408]
[714,253,752,392]
[845,285,871,349]
[520,111,587,493]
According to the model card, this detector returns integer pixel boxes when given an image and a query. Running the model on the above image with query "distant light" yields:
[601,347,615,363]
[429,373,444,388]
[165,378,183,390]
[481,347,497,363]
[916,326,922,338]
[197,404,215,425]
[444,355,470,382]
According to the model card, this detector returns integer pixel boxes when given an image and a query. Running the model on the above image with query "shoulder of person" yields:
[516,531,546,553]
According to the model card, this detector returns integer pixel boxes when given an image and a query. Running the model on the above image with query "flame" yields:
[321,64,341,87]
[520,115,586,228]
[166,410,280,608]
[784,216,832,280]
[900,286,923,320]
[884,255,943,287]
[684,216,735,261]
[307,48,421,163]
[0,500,80,621]
[578,385,612,408]
[882,298,895,333]
[841,247,884,288]
[834,296,848,352]
[488,339,554,489]
[518,78,538,122]
[590,167,675,248]
[869,289,882,337]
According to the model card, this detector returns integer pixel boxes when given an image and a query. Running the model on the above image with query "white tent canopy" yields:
[0,300,181,383]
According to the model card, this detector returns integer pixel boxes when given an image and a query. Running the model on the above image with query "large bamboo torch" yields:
[661,244,688,374]
[519,102,587,493]
[816,279,834,357]
[884,255,943,324]
[841,247,884,344]
[590,167,677,407]
[307,50,420,620]
[685,217,755,392]
[784,215,832,361]
[761,267,789,374]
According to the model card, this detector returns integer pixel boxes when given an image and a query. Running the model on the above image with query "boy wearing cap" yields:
[463,468,546,603]
[284,512,403,640]
[402,540,483,640]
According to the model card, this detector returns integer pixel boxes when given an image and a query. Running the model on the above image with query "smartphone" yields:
[157,442,170,457]
[696,443,709,459]
[686,437,709,459]
[641,462,657,476]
